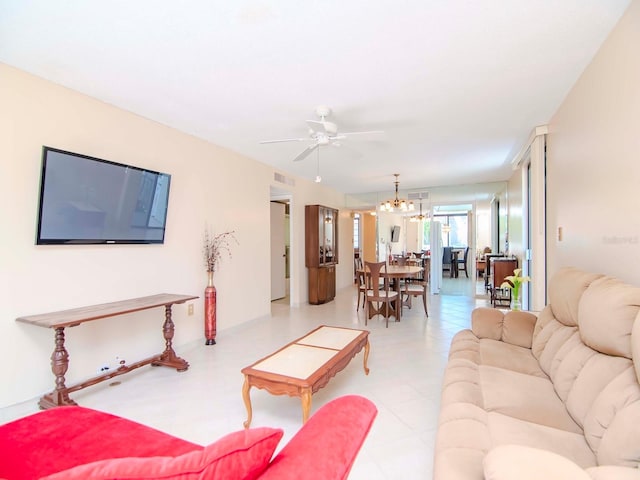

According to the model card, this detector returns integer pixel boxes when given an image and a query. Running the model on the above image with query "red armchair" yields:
[0,394,376,480]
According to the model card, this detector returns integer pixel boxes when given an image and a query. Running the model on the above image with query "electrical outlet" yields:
[187,304,194,315]
[97,364,110,374]
[115,356,125,369]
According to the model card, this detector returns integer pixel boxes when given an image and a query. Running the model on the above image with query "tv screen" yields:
[36,146,171,245]
[391,225,400,243]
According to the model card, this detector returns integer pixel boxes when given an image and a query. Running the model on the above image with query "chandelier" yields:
[409,201,429,222]
[380,174,414,212]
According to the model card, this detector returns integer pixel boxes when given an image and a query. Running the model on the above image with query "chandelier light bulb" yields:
[315,175,322,183]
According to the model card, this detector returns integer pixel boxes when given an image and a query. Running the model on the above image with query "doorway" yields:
[270,188,292,305]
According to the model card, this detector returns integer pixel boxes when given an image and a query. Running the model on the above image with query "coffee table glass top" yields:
[297,326,362,350]
[251,344,337,379]
[249,326,364,379]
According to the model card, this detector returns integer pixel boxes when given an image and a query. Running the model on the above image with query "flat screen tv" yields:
[36,146,171,245]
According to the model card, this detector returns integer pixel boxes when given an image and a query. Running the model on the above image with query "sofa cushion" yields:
[484,445,591,480]
[547,267,602,327]
[480,366,582,433]
[41,427,283,480]
[487,412,596,468]
[477,339,547,378]
[579,276,640,358]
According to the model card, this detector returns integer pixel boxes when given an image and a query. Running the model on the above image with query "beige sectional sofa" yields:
[434,267,640,479]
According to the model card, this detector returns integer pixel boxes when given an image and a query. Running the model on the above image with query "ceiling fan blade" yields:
[340,130,385,136]
[293,143,319,162]
[259,137,306,144]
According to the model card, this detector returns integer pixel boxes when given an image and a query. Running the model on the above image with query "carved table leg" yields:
[242,376,253,429]
[301,388,312,424]
[39,327,76,409]
[152,304,189,371]
[363,339,371,375]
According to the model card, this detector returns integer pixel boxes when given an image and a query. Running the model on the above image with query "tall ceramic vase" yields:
[204,271,217,345]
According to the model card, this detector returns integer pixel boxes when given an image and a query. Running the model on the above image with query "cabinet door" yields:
[324,208,335,265]
[318,207,325,265]
[327,265,336,300]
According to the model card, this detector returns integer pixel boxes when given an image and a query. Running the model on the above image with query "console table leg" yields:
[242,376,253,429]
[363,339,370,375]
[39,327,76,409]
[301,388,312,424]
[152,304,189,371]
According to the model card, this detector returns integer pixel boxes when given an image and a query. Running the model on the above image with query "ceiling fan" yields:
[259,106,383,163]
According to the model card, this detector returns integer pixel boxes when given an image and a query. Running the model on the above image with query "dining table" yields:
[361,264,424,320]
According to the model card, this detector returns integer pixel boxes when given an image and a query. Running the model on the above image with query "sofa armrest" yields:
[472,308,537,348]
[484,445,591,480]
[259,395,377,480]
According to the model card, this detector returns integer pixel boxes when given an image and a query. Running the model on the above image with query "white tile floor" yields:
[2,277,491,480]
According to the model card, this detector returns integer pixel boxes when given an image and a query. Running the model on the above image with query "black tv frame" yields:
[36,146,171,245]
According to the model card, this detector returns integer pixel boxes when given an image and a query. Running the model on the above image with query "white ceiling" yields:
[0,1,630,197]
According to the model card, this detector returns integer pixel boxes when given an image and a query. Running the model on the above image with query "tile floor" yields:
[2,277,491,479]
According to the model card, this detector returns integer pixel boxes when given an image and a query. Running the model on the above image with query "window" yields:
[353,214,360,250]
[433,214,468,248]
[422,220,431,251]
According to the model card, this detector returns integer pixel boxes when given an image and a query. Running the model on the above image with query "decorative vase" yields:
[511,294,521,311]
[204,271,217,345]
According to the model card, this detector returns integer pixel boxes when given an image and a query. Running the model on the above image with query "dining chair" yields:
[457,246,470,278]
[364,261,398,328]
[423,257,431,284]
[403,277,428,316]
[355,260,367,311]
[442,247,453,277]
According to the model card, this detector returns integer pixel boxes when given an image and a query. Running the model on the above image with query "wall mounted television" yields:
[36,146,171,245]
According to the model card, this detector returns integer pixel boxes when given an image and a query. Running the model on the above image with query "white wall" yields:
[0,64,349,407]
[546,0,640,284]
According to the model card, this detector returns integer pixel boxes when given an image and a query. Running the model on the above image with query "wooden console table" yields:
[16,293,198,409]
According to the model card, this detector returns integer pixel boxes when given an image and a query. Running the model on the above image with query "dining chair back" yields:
[403,276,428,316]
[355,261,367,311]
[457,246,470,278]
[364,261,399,328]
[442,247,453,277]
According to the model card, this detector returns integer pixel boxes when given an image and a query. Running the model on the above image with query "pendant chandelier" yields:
[380,174,414,212]
[409,201,429,222]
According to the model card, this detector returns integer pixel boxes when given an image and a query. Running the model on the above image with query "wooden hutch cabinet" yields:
[305,205,339,305]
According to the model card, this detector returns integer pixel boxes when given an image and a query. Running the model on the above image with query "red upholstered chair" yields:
[0,395,377,480]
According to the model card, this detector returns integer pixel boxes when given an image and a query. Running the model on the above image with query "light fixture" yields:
[409,201,429,222]
[314,147,322,183]
[380,174,414,212]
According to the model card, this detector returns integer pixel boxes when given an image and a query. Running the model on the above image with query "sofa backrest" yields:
[531,267,640,468]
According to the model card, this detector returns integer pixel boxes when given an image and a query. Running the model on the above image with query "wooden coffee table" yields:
[241,325,370,427]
